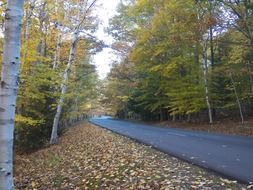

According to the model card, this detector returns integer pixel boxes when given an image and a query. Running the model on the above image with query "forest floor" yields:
[156,118,253,137]
[14,122,249,190]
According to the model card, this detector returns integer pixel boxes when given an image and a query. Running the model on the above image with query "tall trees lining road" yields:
[104,0,253,122]
[50,0,98,144]
[0,0,253,188]
[0,0,100,188]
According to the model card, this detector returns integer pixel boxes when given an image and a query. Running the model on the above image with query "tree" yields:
[16,0,62,150]
[50,0,98,144]
[218,0,253,94]
[62,50,99,123]
[106,0,253,123]
[0,0,24,189]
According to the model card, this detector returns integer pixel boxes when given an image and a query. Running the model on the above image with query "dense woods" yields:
[104,0,253,123]
[0,0,101,151]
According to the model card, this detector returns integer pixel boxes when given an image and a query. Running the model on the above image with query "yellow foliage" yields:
[15,114,45,127]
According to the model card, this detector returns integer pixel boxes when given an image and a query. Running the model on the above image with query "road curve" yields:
[89,118,253,184]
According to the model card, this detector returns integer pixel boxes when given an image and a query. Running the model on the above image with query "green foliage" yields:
[15,63,59,151]
[104,0,253,122]
[62,53,100,123]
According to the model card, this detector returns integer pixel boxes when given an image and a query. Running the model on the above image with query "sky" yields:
[92,0,120,79]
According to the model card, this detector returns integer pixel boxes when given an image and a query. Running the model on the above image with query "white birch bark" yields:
[52,4,68,70]
[50,31,79,144]
[246,61,253,95]
[50,0,97,144]
[230,74,244,124]
[37,0,47,58]
[196,5,213,124]
[52,32,62,69]
[22,0,36,69]
[202,38,213,124]
[0,1,24,189]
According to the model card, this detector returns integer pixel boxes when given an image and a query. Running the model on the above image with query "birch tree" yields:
[196,2,214,124]
[202,35,213,124]
[50,0,97,144]
[21,0,36,72]
[230,73,244,124]
[52,30,63,69]
[50,31,79,144]
[0,0,24,189]
[53,0,68,69]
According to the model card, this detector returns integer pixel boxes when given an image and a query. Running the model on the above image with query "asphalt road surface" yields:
[89,118,253,184]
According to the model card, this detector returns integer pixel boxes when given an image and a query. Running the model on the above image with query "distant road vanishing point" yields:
[90,117,253,184]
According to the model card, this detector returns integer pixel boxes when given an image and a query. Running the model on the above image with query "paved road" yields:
[90,118,253,184]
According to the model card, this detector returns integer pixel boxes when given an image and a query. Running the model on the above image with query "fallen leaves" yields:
[14,122,247,189]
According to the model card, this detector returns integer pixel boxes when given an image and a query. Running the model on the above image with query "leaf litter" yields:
[14,122,248,189]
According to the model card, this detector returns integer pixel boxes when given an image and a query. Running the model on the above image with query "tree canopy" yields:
[104,0,253,123]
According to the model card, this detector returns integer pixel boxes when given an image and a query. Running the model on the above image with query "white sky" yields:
[92,0,120,79]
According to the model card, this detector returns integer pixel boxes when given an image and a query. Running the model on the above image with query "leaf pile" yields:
[14,123,247,189]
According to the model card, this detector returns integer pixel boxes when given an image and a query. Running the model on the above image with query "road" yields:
[89,118,253,184]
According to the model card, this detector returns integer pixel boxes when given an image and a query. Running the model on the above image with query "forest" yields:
[0,0,253,189]
[104,0,253,124]
[0,0,102,151]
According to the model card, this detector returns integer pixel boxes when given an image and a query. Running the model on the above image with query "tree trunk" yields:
[50,31,79,144]
[53,1,70,69]
[53,32,62,69]
[37,1,48,59]
[0,1,24,189]
[209,26,214,67]
[246,61,253,95]
[202,39,213,124]
[172,114,176,121]
[230,74,244,124]
[21,0,36,72]
[187,114,191,123]
[159,107,163,121]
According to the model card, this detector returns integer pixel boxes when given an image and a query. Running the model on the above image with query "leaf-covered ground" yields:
[14,123,248,189]
[156,119,253,137]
